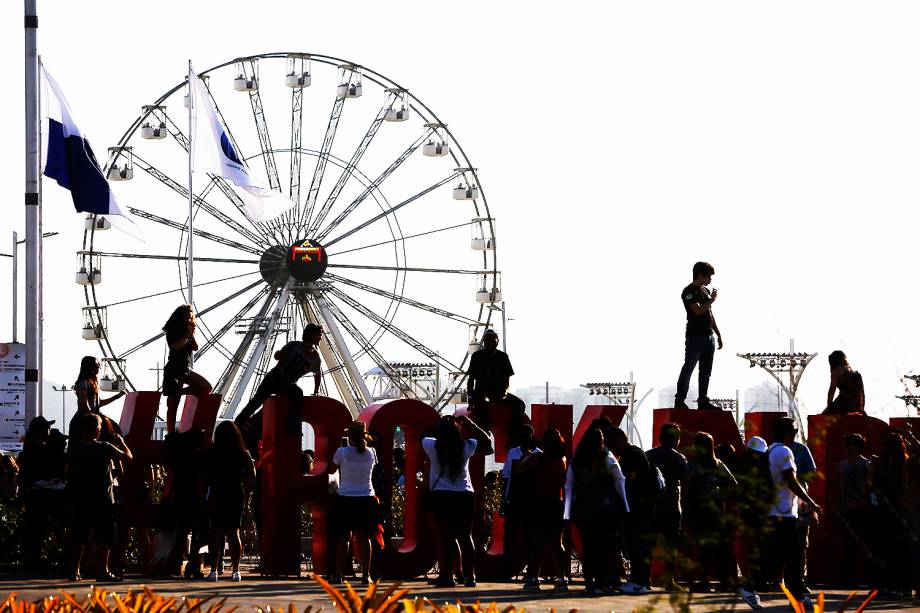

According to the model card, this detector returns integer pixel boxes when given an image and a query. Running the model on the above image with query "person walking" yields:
[517,428,568,592]
[161,305,212,434]
[867,431,911,597]
[606,426,658,595]
[204,421,256,582]
[234,323,324,445]
[66,413,133,582]
[766,417,820,609]
[564,427,629,595]
[683,432,738,594]
[838,433,871,587]
[422,415,493,587]
[330,421,380,585]
[646,422,688,592]
[823,350,866,415]
[674,261,723,410]
[18,416,66,573]
[733,436,771,608]
[501,423,540,580]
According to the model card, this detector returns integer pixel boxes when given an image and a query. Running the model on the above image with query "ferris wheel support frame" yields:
[225,280,293,417]
[312,290,372,416]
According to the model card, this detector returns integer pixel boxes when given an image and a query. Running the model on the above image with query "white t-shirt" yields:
[768,442,798,518]
[422,437,478,492]
[332,446,377,497]
[501,446,542,501]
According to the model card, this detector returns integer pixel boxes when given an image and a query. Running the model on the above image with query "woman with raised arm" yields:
[329,421,379,584]
[422,414,493,587]
[824,350,866,416]
[162,305,212,433]
[69,356,125,442]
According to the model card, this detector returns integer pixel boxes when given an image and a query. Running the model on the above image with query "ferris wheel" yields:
[77,52,501,418]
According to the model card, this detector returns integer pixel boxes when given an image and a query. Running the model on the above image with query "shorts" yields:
[332,495,380,535]
[162,364,191,396]
[209,490,245,530]
[430,490,475,539]
[70,500,116,545]
[524,496,564,532]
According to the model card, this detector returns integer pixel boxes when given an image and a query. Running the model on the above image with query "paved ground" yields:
[0,574,914,612]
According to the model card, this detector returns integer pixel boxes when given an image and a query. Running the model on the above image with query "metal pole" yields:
[24,0,42,424]
[187,60,194,309]
[545,381,549,404]
[501,300,507,353]
[12,232,18,343]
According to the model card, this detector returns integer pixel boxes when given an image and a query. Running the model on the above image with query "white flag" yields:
[188,64,293,222]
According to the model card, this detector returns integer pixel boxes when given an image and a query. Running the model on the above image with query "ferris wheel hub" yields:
[286,239,328,283]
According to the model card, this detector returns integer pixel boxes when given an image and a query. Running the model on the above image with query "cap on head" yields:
[746,436,768,453]
[31,416,55,428]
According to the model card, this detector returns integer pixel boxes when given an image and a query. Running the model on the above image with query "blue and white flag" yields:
[188,64,293,222]
[41,64,142,240]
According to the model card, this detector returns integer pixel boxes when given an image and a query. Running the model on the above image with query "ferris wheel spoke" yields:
[307,95,399,236]
[118,278,266,360]
[246,80,281,191]
[103,270,262,309]
[155,108,275,244]
[319,295,415,398]
[288,86,305,220]
[301,296,370,412]
[325,272,479,325]
[132,154,267,249]
[328,263,483,275]
[315,130,432,243]
[323,172,461,249]
[126,207,263,256]
[201,285,274,369]
[324,286,462,372]
[89,251,259,264]
[298,92,347,233]
[328,220,475,257]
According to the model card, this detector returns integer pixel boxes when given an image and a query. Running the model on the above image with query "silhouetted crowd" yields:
[9,407,920,607]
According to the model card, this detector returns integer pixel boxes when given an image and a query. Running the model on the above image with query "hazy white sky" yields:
[2,1,920,440]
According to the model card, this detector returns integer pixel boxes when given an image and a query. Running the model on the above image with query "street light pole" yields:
[12,231,17,343]
[52,384,71,427]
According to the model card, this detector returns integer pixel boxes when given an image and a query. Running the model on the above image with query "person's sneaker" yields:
[664,580,688,592]
[691,580,713,593]
[207,571,218,582]
[621,581,650,595]
[698,401,722,410]
[674,400,690,410]
[523,578,541,592]
[552,579,569,593]
[230,571,241,582]
[738,587,764,610]
[800,595,814,610]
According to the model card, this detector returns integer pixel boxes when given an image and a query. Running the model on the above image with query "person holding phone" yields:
[675,262,723,411]
[161,305,212,433]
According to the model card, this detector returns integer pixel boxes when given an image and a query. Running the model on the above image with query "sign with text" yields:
[0,342,26,451]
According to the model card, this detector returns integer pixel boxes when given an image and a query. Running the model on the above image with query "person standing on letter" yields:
[162,305,212,433]
[675,262,723,411]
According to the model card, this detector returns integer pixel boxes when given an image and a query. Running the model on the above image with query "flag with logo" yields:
[41,64,143,240]
[188,64,293,222]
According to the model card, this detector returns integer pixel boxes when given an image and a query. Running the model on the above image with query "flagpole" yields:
[187,60,194,310]
[24,0,42,423]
